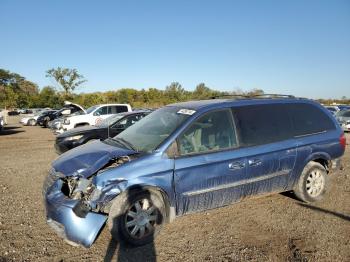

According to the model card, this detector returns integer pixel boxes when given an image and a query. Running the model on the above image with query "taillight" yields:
[340,133,346,150]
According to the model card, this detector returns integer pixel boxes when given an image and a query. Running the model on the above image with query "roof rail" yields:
[211,94,295,99]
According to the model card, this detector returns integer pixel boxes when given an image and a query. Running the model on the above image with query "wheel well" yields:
[74,123,89,128]
[312,158,330,173]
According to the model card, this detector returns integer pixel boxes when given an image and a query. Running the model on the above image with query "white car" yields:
[20,114,42,126]
[0,116,4,131]
[62,104,132,131]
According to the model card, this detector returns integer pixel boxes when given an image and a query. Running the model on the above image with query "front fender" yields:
[91,153,176,217]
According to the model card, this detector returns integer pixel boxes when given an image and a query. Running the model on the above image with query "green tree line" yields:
[1,68,348,110]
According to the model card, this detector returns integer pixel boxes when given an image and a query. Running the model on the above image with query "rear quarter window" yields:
[287,103,336,136]
[109,106,129,114]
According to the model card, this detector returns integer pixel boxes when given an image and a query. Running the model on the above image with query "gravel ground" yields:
[0,116,349,262]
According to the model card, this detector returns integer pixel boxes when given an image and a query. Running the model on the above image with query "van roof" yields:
[168,97,311,111]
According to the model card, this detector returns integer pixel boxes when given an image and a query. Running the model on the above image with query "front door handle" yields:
[248,158,262,166]
[229,161,245,170]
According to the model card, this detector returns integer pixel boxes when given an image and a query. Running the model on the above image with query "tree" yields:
[0,69,38,108]
[165,82,185,102]
[193,83,213,99]
[46,67,87,97]
[0,86,19,108]
[246,88,264,97]
[36,86,64,108]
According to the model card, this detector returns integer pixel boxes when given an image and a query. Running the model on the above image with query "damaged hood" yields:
[63,101,86,113]
[52,140,135,178]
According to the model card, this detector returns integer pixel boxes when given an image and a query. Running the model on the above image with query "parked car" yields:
[335,110,350,132]
[337,105,350,111]
[324,106,340,115]
[0,116,4,131]
[43,97,345,248]
[37,110,58,127]
[20,111,49,126]
[61,104,132,131]
[46,102,86,131]
[55,111,150,154]
[8,109,20,116]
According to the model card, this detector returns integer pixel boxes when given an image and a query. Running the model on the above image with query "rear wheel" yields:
[293,161,328,203]
[107,190,166,246]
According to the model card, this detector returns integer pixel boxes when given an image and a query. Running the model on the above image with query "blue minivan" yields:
[43,97,346,247]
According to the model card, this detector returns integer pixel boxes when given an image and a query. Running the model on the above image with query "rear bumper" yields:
[44,179,107,247]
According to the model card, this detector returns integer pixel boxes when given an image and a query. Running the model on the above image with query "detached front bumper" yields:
[44,178,107,247]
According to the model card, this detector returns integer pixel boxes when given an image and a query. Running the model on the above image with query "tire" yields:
[43,117,50,128]
[293,161,329,203]
[28,119,36,126]
[107,190,166,246]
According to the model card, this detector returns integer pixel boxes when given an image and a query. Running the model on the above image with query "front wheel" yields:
[107,190,166,246]
[28,119,36,126]
[293,161,329,203]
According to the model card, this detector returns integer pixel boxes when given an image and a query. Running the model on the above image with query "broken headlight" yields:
[61,176,95,200]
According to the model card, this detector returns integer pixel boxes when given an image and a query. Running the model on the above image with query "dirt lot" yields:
[0,116,349,262]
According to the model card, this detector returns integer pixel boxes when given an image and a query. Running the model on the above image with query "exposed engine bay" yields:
[59,155,134,217]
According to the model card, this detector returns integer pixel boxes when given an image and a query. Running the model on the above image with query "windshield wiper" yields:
[113,137,137,151]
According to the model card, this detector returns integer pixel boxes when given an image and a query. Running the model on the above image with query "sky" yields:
[1,0,349,99]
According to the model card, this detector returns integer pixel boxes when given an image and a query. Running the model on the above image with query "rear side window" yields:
[233,104,293,147]
[287,103,335,136]
[109,106,129,114]
[94,106,108,116]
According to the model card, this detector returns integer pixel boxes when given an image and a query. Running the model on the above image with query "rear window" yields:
[287,103,335,136]
[233,104,293,147]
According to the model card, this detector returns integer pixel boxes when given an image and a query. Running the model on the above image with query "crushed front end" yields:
[43,152,135,247]
[43,168,107,248]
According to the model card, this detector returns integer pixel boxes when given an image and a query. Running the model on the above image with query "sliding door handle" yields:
[229,162,245,170]
[248,158,262,166]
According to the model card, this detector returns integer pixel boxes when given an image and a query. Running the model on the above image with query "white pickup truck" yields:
[62,104,132,131]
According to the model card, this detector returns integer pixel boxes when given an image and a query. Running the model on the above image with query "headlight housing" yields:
[63,118,70,125]
[64,135,84,141]
[43,168,63,196]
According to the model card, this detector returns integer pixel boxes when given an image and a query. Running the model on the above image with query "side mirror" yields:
[61,109,71,115]
[94,111,101,116]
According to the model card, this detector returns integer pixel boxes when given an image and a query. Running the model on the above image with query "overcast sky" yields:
[1,0,349,99]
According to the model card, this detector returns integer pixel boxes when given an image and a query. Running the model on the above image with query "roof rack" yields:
[211,94,295,99]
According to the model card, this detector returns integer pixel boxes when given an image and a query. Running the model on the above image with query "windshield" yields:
[86,105,99,114]
[97,114,125,127]
[113,107,191,152]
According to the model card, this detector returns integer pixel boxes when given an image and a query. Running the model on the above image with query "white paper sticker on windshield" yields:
[177,109,196,115]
